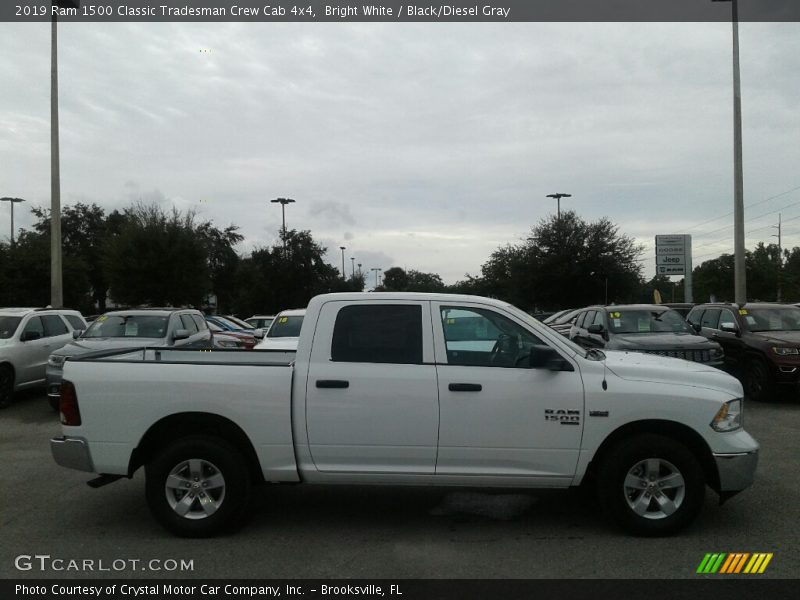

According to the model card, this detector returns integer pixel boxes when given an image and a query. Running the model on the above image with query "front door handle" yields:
[316,380,349,389]
[448,383,482,392]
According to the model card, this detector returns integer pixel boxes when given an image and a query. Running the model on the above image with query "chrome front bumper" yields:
[714,450,758,492]
[51,436,94,472]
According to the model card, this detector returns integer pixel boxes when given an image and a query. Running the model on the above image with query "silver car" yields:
[0,307,87,408]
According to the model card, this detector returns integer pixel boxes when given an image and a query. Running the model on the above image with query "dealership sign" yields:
[655,234,692,276]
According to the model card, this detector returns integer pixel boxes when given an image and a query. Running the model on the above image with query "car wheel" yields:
[744,358,772,402]
[48,395,60,412]
[0,365,14,409]
[598,434,705,537]
[145,435,252,537]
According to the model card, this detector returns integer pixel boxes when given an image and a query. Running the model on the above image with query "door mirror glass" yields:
[587,323,604,334]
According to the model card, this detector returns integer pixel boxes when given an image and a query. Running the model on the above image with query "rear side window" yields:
[63,315,86,330]
[701,309,721,330]
[331,304,422,364]
[41,315,69,337]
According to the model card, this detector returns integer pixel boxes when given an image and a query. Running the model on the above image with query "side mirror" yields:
[173,329,191,341]
[72,329,83,339]
[720,322,739,335]
[691,322,702,334]
[20,331,42,342]
[252,328,265,339]
[587,324,604,334]
[529,345,574,371]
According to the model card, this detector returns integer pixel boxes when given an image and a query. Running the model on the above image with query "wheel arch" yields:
[129,412,265,484]
[585,419,720,492]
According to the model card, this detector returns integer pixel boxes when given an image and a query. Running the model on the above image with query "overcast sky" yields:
[1,22,799,284]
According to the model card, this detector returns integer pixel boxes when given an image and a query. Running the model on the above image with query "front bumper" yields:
[714,449,758,492]
[51,436,94,472]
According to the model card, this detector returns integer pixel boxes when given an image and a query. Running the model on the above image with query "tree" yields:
[380,267,446,292]
[196,221,244,313]
[691,244,784,303]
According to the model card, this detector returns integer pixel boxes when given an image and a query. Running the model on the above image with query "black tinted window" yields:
[180,314,198,333]
[701,309,721,329]
[41,315,69,337]
[332,304,422,364]
[687,308,704,326]
[22,316,44,338]
[0,317,22,339]
[191,315,208,331]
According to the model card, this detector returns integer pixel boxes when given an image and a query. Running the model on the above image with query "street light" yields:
[270,197,295,254]
[713,0,746,304]
[546,193,571,219]
[339,246,346,279]
[357,263,362,276]
[0,197,25,244]
[350,257,355,278]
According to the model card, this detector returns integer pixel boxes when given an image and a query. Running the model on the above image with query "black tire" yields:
[0,365,14,409]
[145,435,252,537]
[48,395,59,412]
[744,357,772,402]
[598,434,705,537]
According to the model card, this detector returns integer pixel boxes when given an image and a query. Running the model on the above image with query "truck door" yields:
[432,302,583,483]
[305,301,439,474]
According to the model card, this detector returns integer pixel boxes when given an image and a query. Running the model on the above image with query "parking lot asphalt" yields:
[1,389,798,580]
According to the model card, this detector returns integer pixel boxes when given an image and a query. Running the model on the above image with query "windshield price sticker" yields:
[610,311,621,318]
[278,317,288,323]
[739,309,748,315]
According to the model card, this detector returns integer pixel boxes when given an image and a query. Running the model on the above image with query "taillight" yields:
[59,380,82,426]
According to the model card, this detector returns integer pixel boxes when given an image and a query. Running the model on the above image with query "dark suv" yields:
[687,302,800,401]
[569,304,724,366]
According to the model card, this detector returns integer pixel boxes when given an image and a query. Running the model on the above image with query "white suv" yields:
[0,307,87,408]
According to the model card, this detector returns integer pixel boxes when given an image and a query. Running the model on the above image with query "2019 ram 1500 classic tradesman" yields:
[51,293,759,538]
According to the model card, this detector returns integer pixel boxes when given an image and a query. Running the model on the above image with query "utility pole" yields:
[546,193,571,219]
[339,246,346,279]
[371,268,381,289]
[51,7,63,307]
[350,257,355,278]
[0,197,25,244]
[773,213,782,302]
[714,0,746,304]
[270,197,295,255]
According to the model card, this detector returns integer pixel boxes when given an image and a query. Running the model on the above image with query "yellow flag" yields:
[654,289,663,304]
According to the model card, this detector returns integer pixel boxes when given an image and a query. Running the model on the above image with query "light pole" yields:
[371,268,381,288]
[350,257,355,278]
[270,197,295,255]
[357,263,362,276]
[339,246,346,279]
[714,0,746,304]
[546,193,571,219]
[0,197,25,244]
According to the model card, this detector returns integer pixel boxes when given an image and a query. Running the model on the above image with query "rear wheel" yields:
[598,434,705,536]
[744,357,772,402]
[145,435,252,537]
[0,365,13,409]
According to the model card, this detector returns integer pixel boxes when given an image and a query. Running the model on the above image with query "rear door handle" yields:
[316,380,350,389]
[448,383,482,392]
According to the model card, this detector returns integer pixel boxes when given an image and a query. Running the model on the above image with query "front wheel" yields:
[145,435,252,537]
[598,434,705,536]
[744,358,772,402]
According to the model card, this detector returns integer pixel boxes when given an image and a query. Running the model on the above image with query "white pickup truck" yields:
[51,292,759,538]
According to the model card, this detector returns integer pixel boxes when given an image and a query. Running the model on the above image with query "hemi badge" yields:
[589,411,609,417]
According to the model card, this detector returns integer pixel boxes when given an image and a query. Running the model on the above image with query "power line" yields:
[684,184,800,233]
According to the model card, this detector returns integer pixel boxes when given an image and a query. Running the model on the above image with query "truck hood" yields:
[749,330,800,345]
[602,350,742,397]
[608,333,718,350]
[53,338,167,358]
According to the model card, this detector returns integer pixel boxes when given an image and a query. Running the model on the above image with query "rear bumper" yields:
[713,449,758,492]
[50,436,94,472]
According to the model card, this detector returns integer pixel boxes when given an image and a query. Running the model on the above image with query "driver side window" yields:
[440,306,544,368]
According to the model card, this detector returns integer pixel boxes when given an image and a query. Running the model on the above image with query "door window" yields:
[331,304,423,364]
[41,315,69,337]
[701,308,721,330]
[22,316,45,339]
[591,311,605,327]
[441,306,545,368]
[180,314,199,333]
[580,311,596,329]
[687,308,704,327]
[191,315,208,331]
[719,309,737,330]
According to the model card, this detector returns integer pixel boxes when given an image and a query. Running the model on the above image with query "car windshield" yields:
[267,315,303,338]
[225,316,254,329]
[742,307,800,332]
[0,316,22,339]
[508,305,587,356]
[607,309,692,334]
[83,315,169,338]
[551,309,580,325]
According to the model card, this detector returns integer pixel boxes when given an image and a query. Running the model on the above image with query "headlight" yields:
[47,354,66,368]
[711,347,724,359]
[711,398,743,432]
[216,340,239,348]
[772,347,799,355]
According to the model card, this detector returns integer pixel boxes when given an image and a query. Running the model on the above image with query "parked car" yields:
[0,307,87,408]
[569,304,724,367]
[206,320,257,349]
[246,315,275,330]
[222,315,265,339]
[548,308,582,337]
[46,309,212,407]
[255,309,305,350]
[542,308,575,325]
[51,292,757,538]
[688,302,800,402]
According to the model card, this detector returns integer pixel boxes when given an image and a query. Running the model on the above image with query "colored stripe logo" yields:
[697,553,773,574]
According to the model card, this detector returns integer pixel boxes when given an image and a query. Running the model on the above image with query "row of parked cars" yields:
[543,301,800,402]
[0,305,308,410]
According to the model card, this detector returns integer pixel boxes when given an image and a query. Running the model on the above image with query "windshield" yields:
[552,309,580,325]
[0,316,22,339]
[225,316,254,330]
[83,315,169,338]
[743,307,800,332]
[607,309,692,334]
[267,315,304,338]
